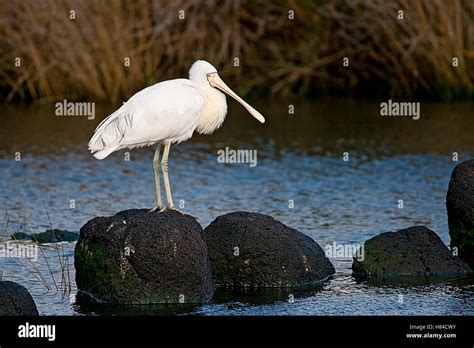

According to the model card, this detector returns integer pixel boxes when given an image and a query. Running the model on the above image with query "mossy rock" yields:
[75,209,214,304]
[352,226,471,281]
[204,211,335,287]
[446,159,474,267]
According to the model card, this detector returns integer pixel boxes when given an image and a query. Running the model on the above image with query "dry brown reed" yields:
[1,209,72,294]
[0,0,472,102]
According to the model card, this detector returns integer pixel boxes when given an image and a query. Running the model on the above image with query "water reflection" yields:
[1,98,473,157]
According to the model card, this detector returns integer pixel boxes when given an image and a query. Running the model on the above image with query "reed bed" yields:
[1,207,72,294]
[0,0,472,102]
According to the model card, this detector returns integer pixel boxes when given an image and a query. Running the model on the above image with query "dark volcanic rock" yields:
[0,281,39,315]
[75,209,214,304]
[204,212,335,287]
[447,159,474,267]
[352,226,471,279]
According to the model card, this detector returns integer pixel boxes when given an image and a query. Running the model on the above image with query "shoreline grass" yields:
[1,208,72,294]
[0,0,472,102]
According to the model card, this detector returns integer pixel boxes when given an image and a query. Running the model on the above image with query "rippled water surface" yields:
[1,98,473,315]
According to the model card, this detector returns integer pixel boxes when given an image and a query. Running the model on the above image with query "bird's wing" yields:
[88,79,204,158]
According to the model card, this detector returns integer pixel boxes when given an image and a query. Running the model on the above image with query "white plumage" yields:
[88,60,265,211]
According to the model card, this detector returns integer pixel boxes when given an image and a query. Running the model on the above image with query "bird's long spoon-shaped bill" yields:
[208,73,265,123]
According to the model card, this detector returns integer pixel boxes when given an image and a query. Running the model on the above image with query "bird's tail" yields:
[91,146,119,160]
[88,106,133,159]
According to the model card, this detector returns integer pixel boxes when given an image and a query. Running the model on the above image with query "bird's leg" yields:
[161,142,174,209]
[159,143,198,220]
[160,143,198,220]
[150,143,163,212]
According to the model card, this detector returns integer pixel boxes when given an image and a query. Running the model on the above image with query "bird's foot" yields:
[159,206,198,220]
[150,206,163,213]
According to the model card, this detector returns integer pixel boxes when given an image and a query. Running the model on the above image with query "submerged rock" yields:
[446,159,474,268]
[11,229,79,243]
[33,229,79,243]
[10,232,30,240]
[0,281,39,315]
[204,212,335,287]
[75,209,213,304]
[352,226,471,280]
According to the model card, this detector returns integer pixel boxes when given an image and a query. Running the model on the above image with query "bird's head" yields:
[189,60,265,124]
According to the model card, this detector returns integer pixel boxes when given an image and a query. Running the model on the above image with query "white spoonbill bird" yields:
[88,60,265,212]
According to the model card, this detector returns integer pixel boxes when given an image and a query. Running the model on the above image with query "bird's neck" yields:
[196,87,227,135]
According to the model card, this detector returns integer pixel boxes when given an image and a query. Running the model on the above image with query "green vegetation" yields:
[0,0,472,102]
[74,241,143,303]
